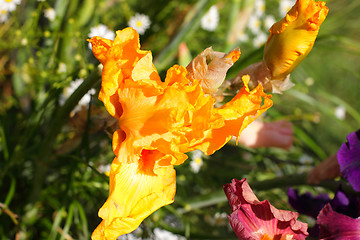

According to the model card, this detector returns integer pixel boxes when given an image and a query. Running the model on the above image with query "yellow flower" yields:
[231,0,328,93]
[263,0,329,81]
[88,27,273,239]
[92,153,176,239]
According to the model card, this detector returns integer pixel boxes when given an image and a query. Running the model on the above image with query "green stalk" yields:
[29,70,99,204]
[154,0,215,71]
[0,203,19,225]
[224,0,242,52]
[178,173,356,213]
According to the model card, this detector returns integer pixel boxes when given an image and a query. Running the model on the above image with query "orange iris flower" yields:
[88,27,272,239]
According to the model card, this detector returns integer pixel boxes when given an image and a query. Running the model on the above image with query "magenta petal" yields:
[223,178,260,212]
[224,178,308,240]
[337,130,360,191]
[317,203,360,239]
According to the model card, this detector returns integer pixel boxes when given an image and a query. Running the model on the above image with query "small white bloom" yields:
[98,163,111,176]
[57,62,67,73]
[153,228,186,240]
[298,154,313,173]
[247,15,262,35]
[253,32,268,47]
[264,15,276,29]
[279,0,295,17]
[201,5,219,32]
[334,106,346,120]
[128,13,151,35]
[60,78,96,113]
[0,0,21,12]
[0,8,8,23]
[205,212,228,226]
[189,150,204,173]
[88,24,115,49]
[299,154,313,165]
[21,38,27,45]
[44,8,56,21]
[304,77,314,86]
[237,31,249,42]
[254,0,265,17]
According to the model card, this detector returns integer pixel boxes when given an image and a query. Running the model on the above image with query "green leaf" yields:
[49,207,66,240]
[60,203,74,240]
[4,178,16,206]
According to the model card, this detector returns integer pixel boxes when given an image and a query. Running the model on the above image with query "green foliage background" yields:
[0,0,359,239]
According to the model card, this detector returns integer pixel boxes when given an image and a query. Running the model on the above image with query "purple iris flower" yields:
[337,129,360,192]
[330,187,360,218]
[288,188,330,219]
[287,187,360,238]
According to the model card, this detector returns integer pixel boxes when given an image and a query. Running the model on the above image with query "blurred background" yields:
[0,0,360,239]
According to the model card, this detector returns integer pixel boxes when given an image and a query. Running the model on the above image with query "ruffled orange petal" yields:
[192,76,273,155]
[263,0,328,80]
[88,28,157,118]
[91,152,176,240]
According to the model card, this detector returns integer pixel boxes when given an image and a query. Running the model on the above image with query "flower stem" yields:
[0,202,19,225]
[178,173,357,213]
[29,70,100,204]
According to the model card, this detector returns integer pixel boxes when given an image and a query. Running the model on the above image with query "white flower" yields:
[237,31,249,42]
[0,7,8,23]
[21,38,27,45]
[128,13,151,35]
[264,15,276,29]
[98,163,111,176]
[88,24,115,49]
[304,77,314,86]
[189,150,204,173]
[253,32,268,47]
[0,0,21,12]
[44,8,56,21]
[247,15,262,35]
[205,212,228,226]
[60,78,96,113]
[334,106,346,120]
[279,0,295,17]
[201,5,219,32]
[299,154,313,164]
[298,154,313,173]
[153,228,185,240]
[57,62,67,73]
[254,0,265,17]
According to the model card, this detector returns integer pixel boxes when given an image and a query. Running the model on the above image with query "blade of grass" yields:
[4,177,16,206]
[73,201,89,239]
[60,203,74,240]
[154,0,215,71]
[0,123,9,161]
[293,125,327,160]
[317,90,360,125]
[49,207,66,240]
